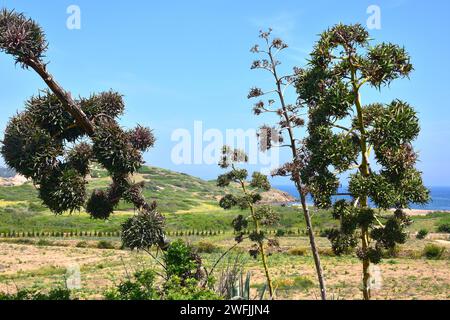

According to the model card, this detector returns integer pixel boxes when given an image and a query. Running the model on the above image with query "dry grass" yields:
[0,236,449,300]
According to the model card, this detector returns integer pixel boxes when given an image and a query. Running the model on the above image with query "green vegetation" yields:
[0,165,335,235]
[0,184,39,202]
[288,247,308,256]
[0,169,448,237]
[0,287,71,301]
[248,27,327,300]
[97,240,115,249]
[195,241,220,254]
[416,229,429,240]
[0,9,448,302]
[423,244,446,260]
[273,276,315,291]
[437,223,450,233]
[105,240,219,300]
[216,147,280,298]
[297,24,429,300]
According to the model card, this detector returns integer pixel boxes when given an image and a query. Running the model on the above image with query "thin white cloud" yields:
[249,11,300,40]
[248,11,309,64]
[96,72,175,96]
[386,0,409,9]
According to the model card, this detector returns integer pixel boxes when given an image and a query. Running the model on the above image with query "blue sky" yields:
[1,0,449,186]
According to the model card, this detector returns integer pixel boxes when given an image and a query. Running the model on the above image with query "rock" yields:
[0,175,28,187]
[260,189,295,204]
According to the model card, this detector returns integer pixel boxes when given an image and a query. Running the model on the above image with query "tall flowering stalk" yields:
[248,30,327,300]
[0,8,166,250]
[217,146,280,299]
[297,24,429,300]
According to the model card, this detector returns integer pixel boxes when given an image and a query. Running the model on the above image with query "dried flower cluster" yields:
[0,9,166,249]
[248,29,328,300]
[217,146,279,298]
[297,23,429,299]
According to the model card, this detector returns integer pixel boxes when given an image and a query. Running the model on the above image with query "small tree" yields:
[105,239,219,300]
[297,24,430,299]
[0,9,166,248]
[248,29,327,299]
[217,146,280,298]
[416,229,428,240]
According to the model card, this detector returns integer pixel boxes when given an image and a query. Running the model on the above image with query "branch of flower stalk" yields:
[203,239,247,288]
[26,58,95,136]
[331,124,352,132]
[142,247,167,278]
[253,65,276,75]
[259,106,278,113]
[281,79,297,96]
[374,215,385,228]
[269,144,294,150]
[353,197,361,208]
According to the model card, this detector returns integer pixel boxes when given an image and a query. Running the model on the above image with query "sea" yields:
[273,185,450,211]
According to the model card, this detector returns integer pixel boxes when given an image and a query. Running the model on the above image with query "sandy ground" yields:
[391,208,450,216]
[0,243,128,276]
[295,204,450,216]
[0,242,135,297]
[250,256,450,300]
[0,240,449,300]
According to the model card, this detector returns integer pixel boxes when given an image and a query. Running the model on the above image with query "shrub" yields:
[164,240,201,280]
[10,239,34,245]
[318,248,336,257]
[36,239,54,246]
[416,229,429,240]
[437,223,450,233]
[288,247,307,256]
[28,202,46,212]
[275,229,286,237]
[104,270,158,300]
[382,246,400,259]
[97,240,115,250]
[104,240,218,301]
[76,241,88,248]
[164,277,220,300]
[320,229,333,238]
[0,288,71,300]
[195,241,218,254]
[423,244,445,260]
[401,249,422,260]
[105,272,220,301]
[273,276,314,291]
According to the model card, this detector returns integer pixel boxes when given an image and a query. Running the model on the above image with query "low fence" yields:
[0,228,327,239]
[0,231,122,238]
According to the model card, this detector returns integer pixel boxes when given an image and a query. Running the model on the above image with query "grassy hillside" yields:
[0,166,308,233]
[0,166,448,235]
[0,166,449,300]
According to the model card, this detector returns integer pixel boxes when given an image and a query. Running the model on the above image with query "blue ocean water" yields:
[274,185,450,211]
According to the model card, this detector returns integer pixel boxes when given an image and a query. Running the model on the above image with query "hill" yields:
[0,165,446,235]
[0,165,299,233]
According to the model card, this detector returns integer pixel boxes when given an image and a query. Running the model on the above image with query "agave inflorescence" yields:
[297,24,430,300]
[0,8,166,249]
[217,146,280,299]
